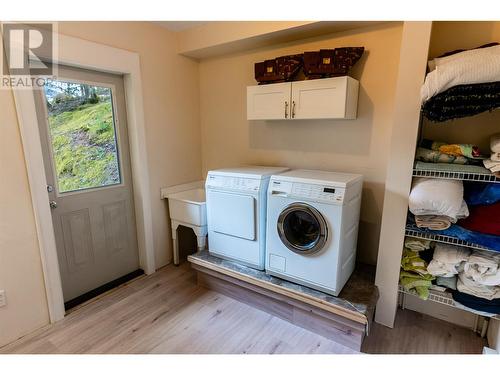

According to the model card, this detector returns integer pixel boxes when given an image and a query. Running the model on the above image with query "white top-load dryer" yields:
[206,166,289,270]
[265,169,363,296]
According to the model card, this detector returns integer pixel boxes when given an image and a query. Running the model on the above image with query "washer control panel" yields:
[270,180,345,203]
[206,175,261,191]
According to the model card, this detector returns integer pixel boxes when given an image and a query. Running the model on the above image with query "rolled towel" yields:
[404,237,431,252]
[491,133,500,153]
[415,215,452,230]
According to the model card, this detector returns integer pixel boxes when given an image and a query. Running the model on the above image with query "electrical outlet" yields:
[0,290,6,307]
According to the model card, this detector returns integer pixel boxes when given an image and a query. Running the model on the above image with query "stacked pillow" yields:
[421,44,500,103]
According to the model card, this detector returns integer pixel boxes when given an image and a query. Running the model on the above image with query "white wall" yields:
[0,85,50,347]
[199,22,404,265]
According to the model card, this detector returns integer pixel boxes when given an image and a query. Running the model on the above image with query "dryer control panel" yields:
[206,175,261,192]
[270,180,345,203]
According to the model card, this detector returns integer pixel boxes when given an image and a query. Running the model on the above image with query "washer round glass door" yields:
[277,202,328,255]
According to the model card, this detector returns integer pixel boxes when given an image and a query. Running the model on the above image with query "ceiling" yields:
[154,21,209,32]
[152,21,393,59]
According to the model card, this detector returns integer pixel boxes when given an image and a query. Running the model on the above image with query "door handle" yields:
[49,200,57,209]
[271,191,288,197]
[292,101,296,118]
[284,101,288,119]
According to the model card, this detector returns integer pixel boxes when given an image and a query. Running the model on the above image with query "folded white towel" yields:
[464,251,500,286]
[491,133,500,153]
[457,273,500,300]
[491,152,500,162]
[427,243,470,277]
[484,159,500,172]
[421,45,500,102]
[434,243,471,264]
[409,178,466,221]
[428,260,459,277]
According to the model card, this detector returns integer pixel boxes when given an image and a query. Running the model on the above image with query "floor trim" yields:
[64,269,144,310]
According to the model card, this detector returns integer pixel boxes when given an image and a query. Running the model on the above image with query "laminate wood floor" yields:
[362,308,487,354]
[0,263,487,354]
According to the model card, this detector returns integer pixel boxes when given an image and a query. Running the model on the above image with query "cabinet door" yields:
[247,82,291,120]
[291,77,358,120]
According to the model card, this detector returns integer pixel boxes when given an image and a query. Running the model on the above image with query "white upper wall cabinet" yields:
[247,76,359,121]
[246,82,292,120]
[291,77,359,120]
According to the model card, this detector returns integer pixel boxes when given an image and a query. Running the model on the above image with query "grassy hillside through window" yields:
[48,100,120,192]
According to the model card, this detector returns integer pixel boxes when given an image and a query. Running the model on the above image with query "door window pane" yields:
[43,80,121,193]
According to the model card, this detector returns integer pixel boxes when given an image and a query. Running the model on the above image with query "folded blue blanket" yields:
[452,290,500,314]
[464,182,500,206]
[407,214,500,252]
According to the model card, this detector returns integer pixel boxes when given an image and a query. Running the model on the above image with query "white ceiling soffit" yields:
[154,21,209,32]
[174,21,390,59]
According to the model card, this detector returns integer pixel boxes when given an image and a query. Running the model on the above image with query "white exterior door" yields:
[246,82,291,120]
[33,65,140,306]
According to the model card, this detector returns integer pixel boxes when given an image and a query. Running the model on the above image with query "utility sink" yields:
[167,188,207,227]
[165,186,208,265]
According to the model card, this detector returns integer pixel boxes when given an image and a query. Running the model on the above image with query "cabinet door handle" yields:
[292,101,296,118]
[284,101,289,119]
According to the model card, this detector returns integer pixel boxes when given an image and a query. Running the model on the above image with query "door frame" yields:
[10,30,156,323]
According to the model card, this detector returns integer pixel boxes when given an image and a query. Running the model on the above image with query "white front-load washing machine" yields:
[265,169,363,296]
[206,166,289,270]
